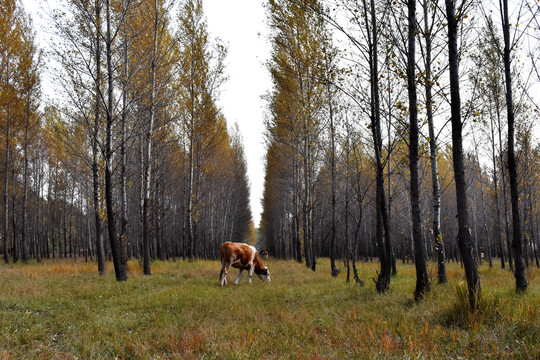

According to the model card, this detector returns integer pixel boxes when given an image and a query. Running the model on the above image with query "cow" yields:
[260,250,269,260]
[219,242,271,286]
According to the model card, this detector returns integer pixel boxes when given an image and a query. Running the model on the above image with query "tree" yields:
[137,0,175,275]
[265,0,329,271]
[103,0,127,281]
[1,0,40,264]
[469,19,507,268]
[419,0,448,283]
[445,0,480,308]
[499,0,528,292]
[176,0,227,259]
[18,14,41,262]
[93,0,106,274]
[406,0,430,300]
[363,0,393,293]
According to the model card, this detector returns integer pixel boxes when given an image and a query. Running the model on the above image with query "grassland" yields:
[0,258,539,359]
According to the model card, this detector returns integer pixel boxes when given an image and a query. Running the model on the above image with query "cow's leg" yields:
[248,265,254,284]
[220,261,229,286]
[235,269,244,285]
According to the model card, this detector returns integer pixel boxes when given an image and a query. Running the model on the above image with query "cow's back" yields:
[220,242,253,269]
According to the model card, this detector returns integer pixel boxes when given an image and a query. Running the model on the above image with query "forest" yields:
[1,0,255,280]
[1,0,539,306]
[259,0,540,305]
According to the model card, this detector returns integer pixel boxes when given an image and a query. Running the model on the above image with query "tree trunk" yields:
[329,81,338,277]
[35,156,43,262]
[294,159,302,263]
[105,0,127,281]
[3,104,11,265]
[362,0,392,293]
[423,0,447,284]
[94,0,106,275]
[498,105,513,270]
[142,0,159,276]
[445,0,480,308]
[489,106,505,268]
[10,148,18,263]
[473,129,493,267]
[119,0,129,274]
[408,0,430,300]
[21,91,31,262]
[500,0,527,292]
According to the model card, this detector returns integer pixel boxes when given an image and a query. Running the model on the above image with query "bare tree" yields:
[499,0,528,292]
[444,0,480,308]
[406,0,430,300]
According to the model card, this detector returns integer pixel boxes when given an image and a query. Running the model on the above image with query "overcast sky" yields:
[203,0,271,227]
[21,0,272,227]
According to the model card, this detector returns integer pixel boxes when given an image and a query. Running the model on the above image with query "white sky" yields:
[21,0,271,227]
[203,0,271,227]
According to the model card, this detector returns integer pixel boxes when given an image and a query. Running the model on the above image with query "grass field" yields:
[1,258,539,359]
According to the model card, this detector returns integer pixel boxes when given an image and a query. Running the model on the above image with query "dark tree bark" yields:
[328,74,338,277]
[445,0,480,308]
[105,0,127,281]
[489,105,505,268]
[119,0,129,275]
[361,0,392,293]
[407,0,430,301]
[3,105,11,265]
[21,90,31,262]
[500,0,527,292]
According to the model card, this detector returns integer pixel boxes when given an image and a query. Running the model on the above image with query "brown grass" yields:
[0,258,539,359]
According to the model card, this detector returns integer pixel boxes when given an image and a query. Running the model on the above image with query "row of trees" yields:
[260,0,539,306]
[0,0,255,280]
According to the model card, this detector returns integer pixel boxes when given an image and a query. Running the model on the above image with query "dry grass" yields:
[0,258,539,359]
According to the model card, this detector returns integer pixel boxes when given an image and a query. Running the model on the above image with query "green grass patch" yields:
[1,258,539,359]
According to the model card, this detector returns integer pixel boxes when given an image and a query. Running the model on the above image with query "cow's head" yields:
[261,250,269,260]
[256,266,271,282]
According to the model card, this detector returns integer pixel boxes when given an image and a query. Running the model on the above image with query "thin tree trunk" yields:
[94,0,106,274]
[62,188,67,258]
[408,0,430,301]
[11,152,18,263]
[387,60,396,277]
[119,0,129,273]
[3,104,10,264]
[142,0,159,275]
[473,130,492,267]
[445,0,480,309]
[489,106,505,268]
[423,0,447,284]
[329,81,338,277]
[186,64,196,260]
[362,0,392,293]
[534,213,540,268]
[498,105,513,270]
[35,155,42,262]
[294,159,302,263]
[105,0,127,281]
[21,92,31,262]
[69,186,75,258]
[500,0,527,292]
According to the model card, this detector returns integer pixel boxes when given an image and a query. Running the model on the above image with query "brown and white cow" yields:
[219,242,271,286]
